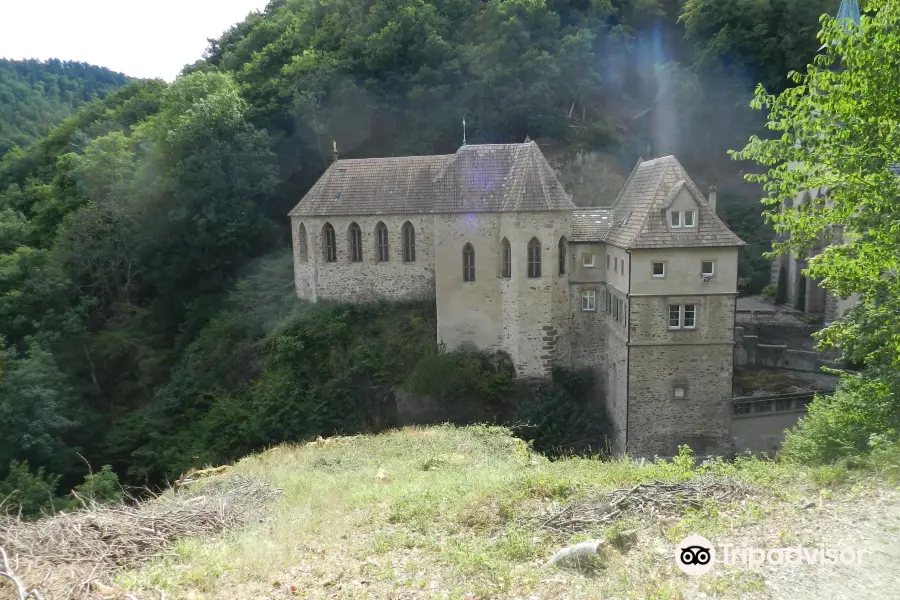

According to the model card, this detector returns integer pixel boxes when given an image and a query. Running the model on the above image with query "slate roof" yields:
[603,156,746,249]
[288,142,575,217]
[288,155,452,216]
[572,208,614,242]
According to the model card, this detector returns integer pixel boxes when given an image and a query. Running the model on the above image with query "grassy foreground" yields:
[117,425,898,600]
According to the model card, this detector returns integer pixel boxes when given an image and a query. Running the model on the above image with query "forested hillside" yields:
[0,59,129,156]
[0,0,845,510]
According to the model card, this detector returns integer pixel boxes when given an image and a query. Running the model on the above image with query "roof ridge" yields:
[616,157,674,247]
[611,157,643,210]
[530,144,552,211]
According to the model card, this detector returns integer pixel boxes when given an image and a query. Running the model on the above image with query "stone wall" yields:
[626,294,736,457]
[734,327,841,372]
[434,213,503,357]
[291,215,436,302]
[433,211,571,377]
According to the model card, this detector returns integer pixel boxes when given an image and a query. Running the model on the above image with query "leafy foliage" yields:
[511,367,608,457]
[735,0,900,462]
[0,59,129,157]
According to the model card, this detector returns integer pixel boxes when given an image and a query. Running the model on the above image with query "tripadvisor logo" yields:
[675,534,715,575]
[675,534,867,575]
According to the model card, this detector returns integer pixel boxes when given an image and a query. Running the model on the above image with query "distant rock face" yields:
[542,147,630,208]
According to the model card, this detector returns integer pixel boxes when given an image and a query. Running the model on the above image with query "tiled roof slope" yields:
[572,208,614,241]
[289,142,575,216]
[288,155,452,216]
[604,156,745,249]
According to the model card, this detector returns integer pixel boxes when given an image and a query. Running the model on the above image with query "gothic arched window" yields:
[558,236,567,275]
[463,243,475,282]
[527,237,541,278]
[297,223,307,263]
[348,222,363,262]
[402,221,416,262]
[322,223,337,263]
[501,238,511,278]
[375,222,389,262]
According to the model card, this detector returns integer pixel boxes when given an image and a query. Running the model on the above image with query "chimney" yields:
[708,185,718,214]
[332,140,339,163]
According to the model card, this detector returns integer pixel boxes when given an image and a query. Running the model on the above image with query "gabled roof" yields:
[572,208,614,242]
[288,142,575,217]
[288,155,452,216]
[603,156,745,249]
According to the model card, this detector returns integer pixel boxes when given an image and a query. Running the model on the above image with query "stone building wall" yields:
[626,294,736,457]
[290,215,436,302]
[434,213,503,355]
[433,211,572,378]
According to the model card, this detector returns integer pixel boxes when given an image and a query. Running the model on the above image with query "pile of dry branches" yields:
[527,478,759,536]
[0,475,281,599]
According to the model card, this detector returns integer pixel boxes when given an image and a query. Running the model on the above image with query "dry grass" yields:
[6,425,895,599]
[0,476,280,599]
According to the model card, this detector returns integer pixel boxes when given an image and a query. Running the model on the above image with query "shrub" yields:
[761,284,777,300]
[511,367,608,457]
[0,460,60,519]
[73,465,123,505]
[780,373,900,465]
[403,344,517,422]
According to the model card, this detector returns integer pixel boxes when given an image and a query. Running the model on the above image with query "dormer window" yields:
[670,209,696,229]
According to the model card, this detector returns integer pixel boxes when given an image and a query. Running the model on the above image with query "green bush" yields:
[0,460,60,518]
[403,344,517,422]
[511,367,608,457]
[761,284,777,300]
[73,464,123,505]
[780,374,900,465]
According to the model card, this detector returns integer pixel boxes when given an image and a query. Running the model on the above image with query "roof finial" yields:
[462,118,467,146]
[524,135,532,143]
[332,140,338,163]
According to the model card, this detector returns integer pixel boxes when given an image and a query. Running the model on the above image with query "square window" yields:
[652,262,665,277]
[670,211,681,227]
[674,386,685,399]
[583,253,595,268]
[702,260,715,277]
[684,210,696,227]
[582,290,596,311]
[668,304,681,328]
[683,304,696,328]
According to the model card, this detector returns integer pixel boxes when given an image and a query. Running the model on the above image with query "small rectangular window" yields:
[620,260,625,275]
[606,254,610,269]
[684,210,696,227]
[674,386,686,399]
[614,257,618,272]
[702,260,715,277]
[652,262,665,277]
[670,211,681,228]
[582,290,596,311]
[669,303,698,330]
[684,304,696,328]
[668,304,681,329]
[583,253,595,268]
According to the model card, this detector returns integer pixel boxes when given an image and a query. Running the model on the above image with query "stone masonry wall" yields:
[291,215,436,303]
[626,294,736,457]
[434,213,504,358]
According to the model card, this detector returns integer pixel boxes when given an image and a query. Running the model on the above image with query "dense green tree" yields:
[735,0,900,458]
[0,59,129,157]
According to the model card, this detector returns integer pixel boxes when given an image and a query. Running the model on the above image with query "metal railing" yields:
[732,389,835,417]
